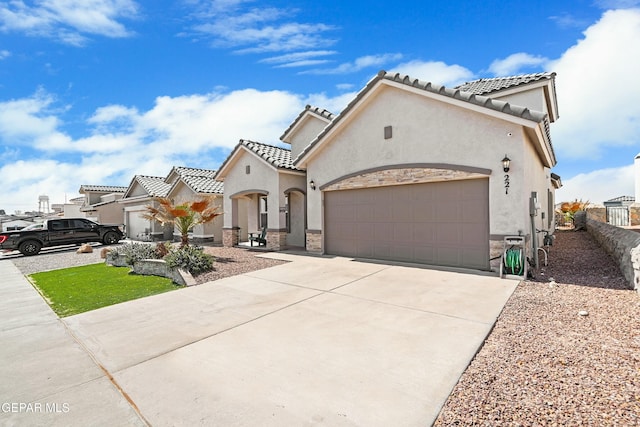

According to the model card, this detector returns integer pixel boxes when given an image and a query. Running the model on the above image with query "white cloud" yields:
[547,8,640,160]
[594,0,640,9]
[556,164,635,204]
[0,49,9,59]
[0,87,318,211]
[189,2,337,54]
[260,50,337,64]
[389,60,475,87]
[0,91,69,148]
[304,91,357,116]
[0,0,138,45]
[304,53,404,75]
[549,13,591,29]
[488,53,549,76]
[260,50,337,68]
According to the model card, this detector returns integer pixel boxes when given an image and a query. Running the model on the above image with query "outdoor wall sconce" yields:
[309,180,316,190]
[502,155,511,173]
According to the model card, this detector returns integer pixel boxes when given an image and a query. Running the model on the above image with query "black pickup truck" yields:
[0,218,123,256]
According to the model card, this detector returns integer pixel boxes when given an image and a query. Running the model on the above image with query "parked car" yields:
[0,218,123,256]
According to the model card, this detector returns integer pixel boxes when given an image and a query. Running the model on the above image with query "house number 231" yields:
[504,174,510,194]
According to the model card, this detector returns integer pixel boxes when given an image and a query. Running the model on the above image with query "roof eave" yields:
[524,121,556,168]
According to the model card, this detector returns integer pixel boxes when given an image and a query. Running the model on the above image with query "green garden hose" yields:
[504,247,524,275]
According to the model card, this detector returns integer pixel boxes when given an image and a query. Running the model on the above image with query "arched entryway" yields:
[284,188,306,249]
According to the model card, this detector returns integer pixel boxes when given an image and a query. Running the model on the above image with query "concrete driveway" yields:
[61,253,517,426]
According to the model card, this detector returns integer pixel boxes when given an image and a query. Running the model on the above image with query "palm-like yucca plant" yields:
[141,197,221,247]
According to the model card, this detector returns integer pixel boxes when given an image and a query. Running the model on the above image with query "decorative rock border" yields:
[586,218,640,292]
[105,256,196,287]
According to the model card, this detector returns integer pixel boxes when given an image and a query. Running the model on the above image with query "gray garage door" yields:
[324,179,489,270]
[126,211,151,240]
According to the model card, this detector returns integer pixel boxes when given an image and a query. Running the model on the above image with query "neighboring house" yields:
[78,185,127,225]
[603,196,635,226]
[119,175,171,240]
[219,70,562,272]
[589,154,640,227]
[63,197,85,218]
[165,166,224,244]
[0,217,39,232]
[216,140,307,248]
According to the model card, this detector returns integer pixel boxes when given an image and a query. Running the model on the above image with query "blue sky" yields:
[1,0,640,212]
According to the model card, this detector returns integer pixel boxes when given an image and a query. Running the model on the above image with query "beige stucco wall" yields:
[221,147,306,247]
[288,114,331,161]
[493,87,548,117]
[304,85,542,238]
[95,203,124,225]
[521,131,557,248]
[279,172,306,247]
[222,150,279,231]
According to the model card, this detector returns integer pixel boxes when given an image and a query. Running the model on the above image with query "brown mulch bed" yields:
[434,230,640,426]
[194,246,288,285]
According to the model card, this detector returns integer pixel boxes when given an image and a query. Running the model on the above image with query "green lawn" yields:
[29,263,181,317]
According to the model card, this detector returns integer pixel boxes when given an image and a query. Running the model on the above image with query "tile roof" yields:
[182,176,224,194]
[241,139,301,171]
[135,175,171,197]
[455,72,556,95]
[294,70,551,165]
[79,185,128,193]
[605,195,635,203]
[172,166,218,180]
[169,166,223,194]
[280,105,334,142]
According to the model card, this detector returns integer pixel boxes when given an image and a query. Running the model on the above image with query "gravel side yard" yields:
[435,230,640,426]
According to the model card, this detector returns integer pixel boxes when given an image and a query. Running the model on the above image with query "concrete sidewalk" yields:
[0,260,146,426]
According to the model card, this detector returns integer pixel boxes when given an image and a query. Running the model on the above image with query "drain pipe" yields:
[530,192,539,268]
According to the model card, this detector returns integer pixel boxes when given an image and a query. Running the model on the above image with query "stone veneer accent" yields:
[322,167,487,192]
[306,230,322,253]
[266,230,287,250]
[586,218,640,292]
[222,227,239,247]
[489,239,503,272]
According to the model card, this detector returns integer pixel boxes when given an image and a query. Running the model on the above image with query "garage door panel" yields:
[391,223,412,241]
[436,247,461,267]
[414,245,436,264]
[392,204,412,222]
[373,243,392,259]
[356,240,374,258]
[413,224,436,242]
[460,223,486,245]
[436,223,462,246]
[325,179,489,269]
[356,205,374,222]
[390,245,414,262]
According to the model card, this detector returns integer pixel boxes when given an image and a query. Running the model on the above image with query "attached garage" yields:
[126,210,151,240]
[324,179,490,270]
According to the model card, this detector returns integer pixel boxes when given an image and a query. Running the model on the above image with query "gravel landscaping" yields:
[195,246,287,284]
[435,229,640,426]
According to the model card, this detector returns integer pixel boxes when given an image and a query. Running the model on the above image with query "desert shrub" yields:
[164,245,214,275]
[155,241,171,258]
[107,242,163,266]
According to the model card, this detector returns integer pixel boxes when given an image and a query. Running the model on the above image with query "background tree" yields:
[141,197,221,247]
